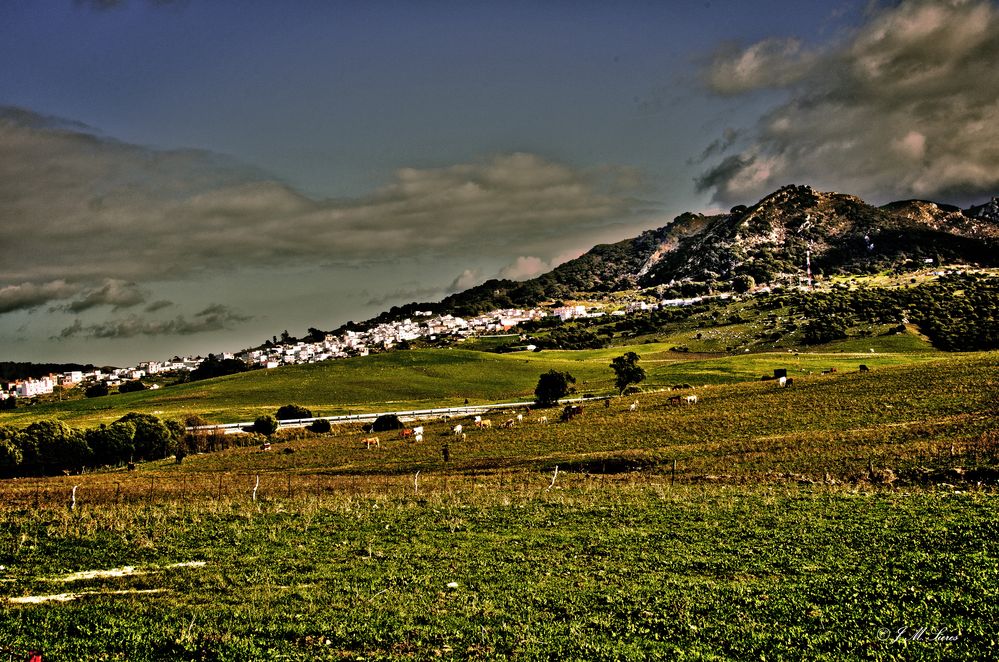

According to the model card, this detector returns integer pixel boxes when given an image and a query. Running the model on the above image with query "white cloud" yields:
[448,269,484,292]
[697,0,999,205]
[0,107,648,319]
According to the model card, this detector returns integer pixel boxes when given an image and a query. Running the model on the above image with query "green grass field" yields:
[0,484,996,660]
[0,331,948,428]
[0,344,996,659]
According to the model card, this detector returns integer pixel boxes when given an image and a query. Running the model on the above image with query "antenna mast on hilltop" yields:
[806,240,813,290]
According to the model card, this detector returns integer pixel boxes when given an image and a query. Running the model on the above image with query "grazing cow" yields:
[414,433,423,443]
[859,364,869,372]
[502,418,515,429]
[400,428,414,439]
[560,405,583,422]
[260,442,271,451]
[778,376,787,388]
[452,424,463,436]
[516,413,523,424]
[476,419,492,429]
[668,395,683,406]
[685,395,698,405]
[785,377,794,387]
[473,415,482,424]
[362,436,380,449]
[629,401,639,411]
[538,415,548,424]
[412,426,424,436]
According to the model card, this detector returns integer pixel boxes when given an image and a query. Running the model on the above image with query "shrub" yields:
[371,414,403,432]
[253,415,279,436]
[309,419,332,434]
[276,404,313,420]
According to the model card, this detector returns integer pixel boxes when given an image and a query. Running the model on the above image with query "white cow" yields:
[629,401,639,411]
[516,413,523,424]
[413,426,424,435]
[778,376,787,388]
[414,433,423,443]
[685,395,698,405]
[452,424,463,436]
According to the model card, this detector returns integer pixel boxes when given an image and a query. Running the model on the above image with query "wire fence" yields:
[0,466,686,510]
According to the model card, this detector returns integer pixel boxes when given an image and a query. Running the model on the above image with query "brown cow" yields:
[362,436,380,449]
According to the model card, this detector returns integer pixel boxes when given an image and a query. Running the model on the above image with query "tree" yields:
[276,404,313,420]
[732,274,756,294]
[189,354,249,382]
[534,370,576,408]
[85,382,109,398]
[118,379,147,394]
[610,352,646,394]
[116,413,173,461]
[253,415,279,436]
[86,421,136,466]
[16,420,91,474]
[0,438,22,474]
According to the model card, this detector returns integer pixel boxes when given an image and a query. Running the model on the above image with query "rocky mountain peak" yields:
[966,197,999,222]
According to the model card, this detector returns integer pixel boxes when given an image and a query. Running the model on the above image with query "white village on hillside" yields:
[2,297,716,402]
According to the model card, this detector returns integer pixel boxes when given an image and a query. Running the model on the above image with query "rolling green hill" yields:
[0,331,951,429]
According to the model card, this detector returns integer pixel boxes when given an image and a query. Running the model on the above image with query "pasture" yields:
[0,332,947,428]
[0,484,996,659]
[0,350,996,659]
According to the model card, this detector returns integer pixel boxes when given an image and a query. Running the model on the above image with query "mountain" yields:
[637,185,999,287]
[333,185,999,330]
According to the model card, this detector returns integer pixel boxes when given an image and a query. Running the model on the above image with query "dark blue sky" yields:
[2,0,996,364]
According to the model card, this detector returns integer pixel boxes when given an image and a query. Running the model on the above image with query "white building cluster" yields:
[2,298,688,402]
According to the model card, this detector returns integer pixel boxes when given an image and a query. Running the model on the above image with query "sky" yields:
[2,0,997,366]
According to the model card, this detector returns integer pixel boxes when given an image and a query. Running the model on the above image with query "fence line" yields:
[0,466,687,509]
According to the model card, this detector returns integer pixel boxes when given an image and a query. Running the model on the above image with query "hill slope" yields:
[356,186,999,324]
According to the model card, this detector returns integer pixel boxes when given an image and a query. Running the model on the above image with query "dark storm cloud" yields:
[0,281,80,314]
[144,300,175,313]
[688,128,743,165]
[57,304,250,339]
[63,279,148,313]
[697,0,999,206]
[0,108,646,319]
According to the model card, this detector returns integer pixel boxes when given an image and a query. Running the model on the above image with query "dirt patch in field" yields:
[9,589,166,604]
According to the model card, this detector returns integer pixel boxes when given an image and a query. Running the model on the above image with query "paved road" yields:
[188,394,613,434]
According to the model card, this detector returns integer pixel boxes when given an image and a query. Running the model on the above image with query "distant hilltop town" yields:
[1,297,715,404]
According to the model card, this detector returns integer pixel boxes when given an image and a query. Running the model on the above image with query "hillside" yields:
[349,186,999,326]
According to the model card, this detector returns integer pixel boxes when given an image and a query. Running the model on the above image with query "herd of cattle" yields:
[337,364,871,450]
[349,391,701,450]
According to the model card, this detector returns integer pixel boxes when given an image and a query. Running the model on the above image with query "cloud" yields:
[0,280,80,314]
[448,269,484,292]
[144,299,174,312]
[63,279,148,313]
[57,304,250,339]
[707,38,816,94]
[0,108,647,315]
[696,0,999,205]
[497,256,550,281]
[365,285,445,307]
[496,252,582,281]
